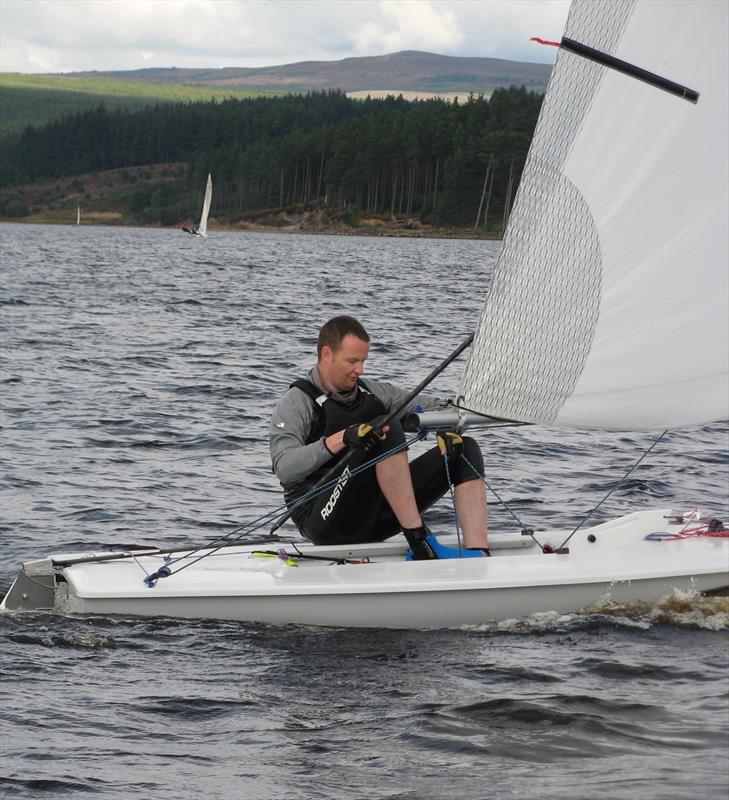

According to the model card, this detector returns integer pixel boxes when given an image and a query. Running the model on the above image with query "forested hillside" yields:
[0,88,542,232]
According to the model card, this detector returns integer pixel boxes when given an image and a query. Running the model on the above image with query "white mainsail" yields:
[198,174,212,237]
[460,0,728,430]
[76,205,80,225]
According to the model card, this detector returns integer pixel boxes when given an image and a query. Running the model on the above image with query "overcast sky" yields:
[1,0,570,74]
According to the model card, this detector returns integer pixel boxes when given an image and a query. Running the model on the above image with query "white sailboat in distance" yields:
[180,173,212,237]
[76,205,80,225]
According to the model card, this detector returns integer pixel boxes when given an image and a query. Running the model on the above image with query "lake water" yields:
[1,223,727,799]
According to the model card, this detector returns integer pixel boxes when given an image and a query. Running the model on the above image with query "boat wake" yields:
[475,589,729,634]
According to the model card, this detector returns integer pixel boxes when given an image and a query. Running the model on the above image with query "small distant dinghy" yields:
[180,173,212,237]
[3,0,727,628]
[76,205,80,225]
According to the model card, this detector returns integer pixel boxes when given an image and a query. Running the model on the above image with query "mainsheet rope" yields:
[144,422,673,585]
[142,431,426,586]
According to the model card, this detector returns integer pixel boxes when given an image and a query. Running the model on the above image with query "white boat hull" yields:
[3,510,727,628]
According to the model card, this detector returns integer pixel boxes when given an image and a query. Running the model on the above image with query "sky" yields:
[0,0,570,74]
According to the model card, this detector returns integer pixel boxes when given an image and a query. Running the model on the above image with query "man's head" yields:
[317,316,370,393]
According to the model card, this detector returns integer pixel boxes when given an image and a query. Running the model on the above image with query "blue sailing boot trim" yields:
[406,534,486,560]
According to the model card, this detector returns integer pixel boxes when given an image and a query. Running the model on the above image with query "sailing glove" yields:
[436,430,464,459]
[343,422,386,451]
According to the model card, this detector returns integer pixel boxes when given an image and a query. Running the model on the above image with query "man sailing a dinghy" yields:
[270,316,490,559]
[179,223,199,235]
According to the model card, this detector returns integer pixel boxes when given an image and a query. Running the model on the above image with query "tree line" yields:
[0,88,542,230]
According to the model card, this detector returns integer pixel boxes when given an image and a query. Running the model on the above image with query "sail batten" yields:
[461,0,728,431]
[558,36,699,103]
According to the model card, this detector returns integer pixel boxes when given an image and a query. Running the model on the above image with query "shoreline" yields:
[0,164,502,241]
[1,215,502,241]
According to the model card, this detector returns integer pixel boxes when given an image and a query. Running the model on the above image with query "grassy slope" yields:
[0,163,188,223]
[0,73,276,137]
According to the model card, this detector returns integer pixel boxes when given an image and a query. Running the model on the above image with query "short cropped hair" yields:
[317,316,370,358]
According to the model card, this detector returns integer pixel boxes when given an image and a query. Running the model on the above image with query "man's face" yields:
[319,334,369,393]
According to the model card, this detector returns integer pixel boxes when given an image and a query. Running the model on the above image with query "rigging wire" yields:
[143,431,426,585]
[460,428,672,552]
[144,409,670,586]
[558,429,669,550]
[462,453,534,539]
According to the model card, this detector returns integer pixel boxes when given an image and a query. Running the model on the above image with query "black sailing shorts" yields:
[297,420,484,546]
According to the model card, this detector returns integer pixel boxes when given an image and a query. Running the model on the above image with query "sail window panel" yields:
[461,168,602,425]
[460,0,632,425]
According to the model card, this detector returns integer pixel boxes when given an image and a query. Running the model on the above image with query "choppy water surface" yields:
[1,223,727,799]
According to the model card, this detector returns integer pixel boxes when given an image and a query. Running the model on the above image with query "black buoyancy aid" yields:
[287,377,387,495]
[290,378,387,444]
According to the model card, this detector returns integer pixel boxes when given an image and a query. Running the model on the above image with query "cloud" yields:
[0,0,569,73]
[453,0,570,62]
[351,1,463,54]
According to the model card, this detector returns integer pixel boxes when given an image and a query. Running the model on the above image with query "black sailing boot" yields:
[402,523,439,560]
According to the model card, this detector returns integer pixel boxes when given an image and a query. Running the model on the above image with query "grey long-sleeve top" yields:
[270,374,445,487]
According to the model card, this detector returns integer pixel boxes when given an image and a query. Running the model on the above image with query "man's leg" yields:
[454,478,488,549]
[375,450,423,529]
[451,436,488,549]
[369,424,437,557]
[376,436,488,553]
[298,424,415,545]
[299,427,487,553]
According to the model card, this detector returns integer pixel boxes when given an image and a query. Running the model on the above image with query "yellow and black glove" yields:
[343,422,386,451]
[436,430,463,459]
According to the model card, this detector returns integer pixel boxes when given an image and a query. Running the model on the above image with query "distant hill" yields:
[66,50,552,95]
